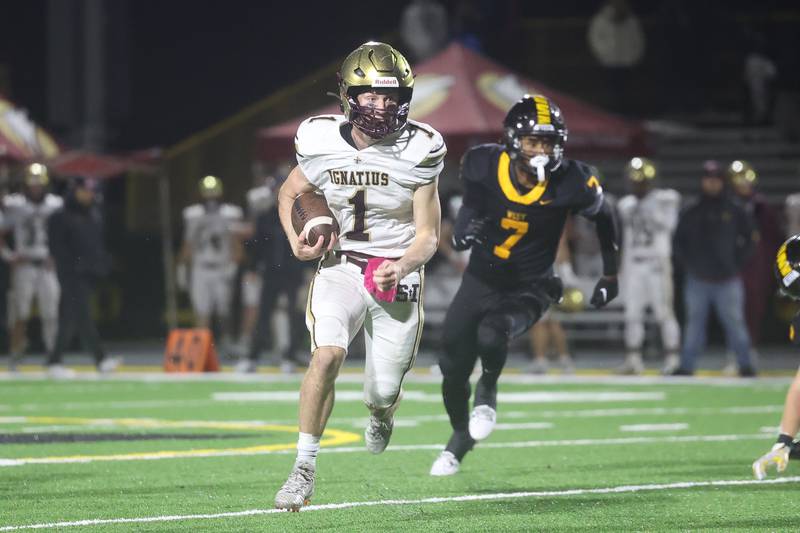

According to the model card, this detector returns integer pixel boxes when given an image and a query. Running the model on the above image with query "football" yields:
[291,191,339,248]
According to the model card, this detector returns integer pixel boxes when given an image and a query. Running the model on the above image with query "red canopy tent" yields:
[256,43,646,160]
[0,95,61,163]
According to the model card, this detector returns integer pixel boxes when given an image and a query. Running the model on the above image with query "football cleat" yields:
[559,355,576,375]
[97,357,122,375]
[616,354,644,376]
[47,364,77,379]
[430,451,460,477]
[364,415,394,454]
[469,405,497,441]
[661,353,680,375]
[753,443,790,480]
[274,461,315,511]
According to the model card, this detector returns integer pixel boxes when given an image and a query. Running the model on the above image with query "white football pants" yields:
[622,258,680,352]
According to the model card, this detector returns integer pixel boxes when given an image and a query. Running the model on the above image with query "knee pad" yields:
[476,314,511,355]
[365,380,401,411]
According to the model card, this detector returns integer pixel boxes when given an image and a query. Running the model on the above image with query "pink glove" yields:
[364,258,398,303]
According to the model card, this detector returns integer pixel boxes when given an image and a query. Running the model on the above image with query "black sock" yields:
[442,377,471,432]
[445,429,475,461]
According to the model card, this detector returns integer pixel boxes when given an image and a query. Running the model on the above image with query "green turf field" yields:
[2,373,799,531]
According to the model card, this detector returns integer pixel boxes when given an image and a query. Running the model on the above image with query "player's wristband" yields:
[777,434,795,447]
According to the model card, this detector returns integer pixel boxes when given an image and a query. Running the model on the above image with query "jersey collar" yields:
[498,151,548,205]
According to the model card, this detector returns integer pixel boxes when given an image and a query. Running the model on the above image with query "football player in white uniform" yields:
[177,176,243,339]
[1,163,62,371]
[616,158,681,374]
[273,42,444,511]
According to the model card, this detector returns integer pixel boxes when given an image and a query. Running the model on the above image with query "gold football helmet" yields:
[338,41,414,138]
[625,157,657,183]
[24,163,49,187]
[556,287,585,313]
[199,175,223,199]
[728,160,757,187]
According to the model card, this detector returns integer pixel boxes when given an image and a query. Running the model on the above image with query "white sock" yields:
[295,432,320,467]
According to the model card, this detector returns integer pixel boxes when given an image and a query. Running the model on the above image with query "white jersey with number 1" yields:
[295,115,446,258]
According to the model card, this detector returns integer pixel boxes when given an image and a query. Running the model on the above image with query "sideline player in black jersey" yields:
[429,94,621,476]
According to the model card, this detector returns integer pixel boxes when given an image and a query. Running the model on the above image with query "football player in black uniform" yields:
[430,94,621,476]
[752,234,800,480]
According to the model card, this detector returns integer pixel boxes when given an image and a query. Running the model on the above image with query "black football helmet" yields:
[776,234,800,300]
[503,94,568,182]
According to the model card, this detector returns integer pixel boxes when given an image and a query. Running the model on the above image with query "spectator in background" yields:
[452,0,484,53]
[671,161,758,377]
[400,0,449,62]
[587,0,645,116]
[728,161,782,349]
[743,33,778,126]
[46,177,115,378]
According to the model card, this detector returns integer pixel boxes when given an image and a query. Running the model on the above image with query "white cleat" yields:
[430,451,460,476]
[47,364,77,379]
[234,359,257,374]
[274,461,315,511]
[752,444,790,480]
[661,354,680,376]
[468,405,496,441]
[97,357,122,375]
[364,415,394,454]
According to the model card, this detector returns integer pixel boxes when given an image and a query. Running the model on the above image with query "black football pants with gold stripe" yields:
[439,271,559,458]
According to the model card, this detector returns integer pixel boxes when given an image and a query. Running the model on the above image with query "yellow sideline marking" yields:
[1,416,359,465]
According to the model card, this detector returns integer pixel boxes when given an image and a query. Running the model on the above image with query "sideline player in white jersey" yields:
[177,175,243,338]
[273,42,444,511]
[0,163,62,371]
[615,157,681,374]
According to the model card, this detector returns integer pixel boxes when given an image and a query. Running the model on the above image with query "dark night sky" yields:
[1,1,409,149]
[2,1,798,151]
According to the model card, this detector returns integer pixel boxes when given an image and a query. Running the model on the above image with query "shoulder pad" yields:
[220,204,244,220]
[460,144,503,182]
[45,194,64,209]
[787,193,800,207]
[3,193,25,209]
[617,194,636,210]
[295,115,346,158]
[183,204,204,221]
[411,121,447,169]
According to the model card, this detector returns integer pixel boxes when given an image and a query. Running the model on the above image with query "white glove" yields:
[752,443,790,480]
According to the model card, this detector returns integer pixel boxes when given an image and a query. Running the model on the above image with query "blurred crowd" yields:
[2,155,798,376]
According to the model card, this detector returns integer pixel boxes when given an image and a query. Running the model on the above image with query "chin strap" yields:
[528,155,549,183]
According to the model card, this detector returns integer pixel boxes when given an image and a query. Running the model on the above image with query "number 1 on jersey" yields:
[493,217,529,259]
[346,189,370,241]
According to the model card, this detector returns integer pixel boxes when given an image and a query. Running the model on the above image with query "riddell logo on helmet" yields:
[372,77,399,88]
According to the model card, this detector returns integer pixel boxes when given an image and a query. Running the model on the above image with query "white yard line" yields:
[0,433,772,466]
[620,423,689,432]
[2,476,799,531]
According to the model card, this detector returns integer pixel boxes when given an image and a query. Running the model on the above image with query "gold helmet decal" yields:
[24,163,49,187]
[625,157,657,183]
[199,175,223,199]
[728,160,757,187]
[338,42,414,138]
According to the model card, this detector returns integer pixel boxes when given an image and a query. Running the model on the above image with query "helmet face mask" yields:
[776,235,800,300]
[503,95,567,183]
[338,42,414,139]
